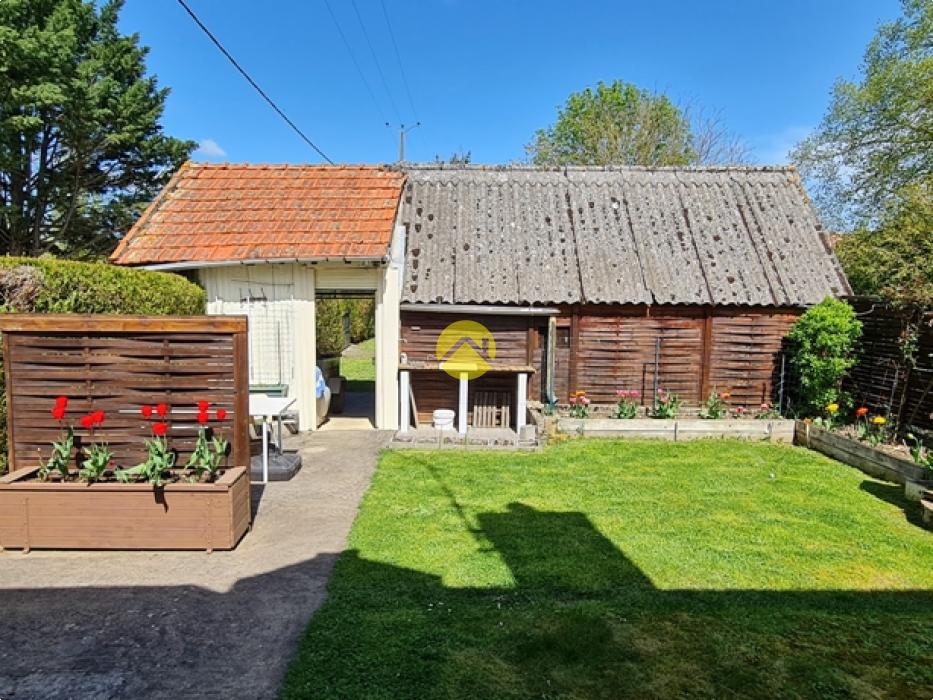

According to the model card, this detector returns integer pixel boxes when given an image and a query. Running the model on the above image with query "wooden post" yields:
[399,369,410,433]
[700,308,714,401]
[516,373,528,431]
[458,372,468,435]
[569,307,580,392]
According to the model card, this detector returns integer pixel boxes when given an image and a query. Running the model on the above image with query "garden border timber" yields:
[556,418,795,442]
[794,420,932,486]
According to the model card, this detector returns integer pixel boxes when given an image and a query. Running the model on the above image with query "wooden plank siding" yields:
[401,306,800,413]
[0,315,250,472]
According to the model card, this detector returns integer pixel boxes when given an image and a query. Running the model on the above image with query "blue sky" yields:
[119,0,901,166]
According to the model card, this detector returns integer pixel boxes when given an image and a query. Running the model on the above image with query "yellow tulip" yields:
[826,403,839,414]
[872,416,887,425]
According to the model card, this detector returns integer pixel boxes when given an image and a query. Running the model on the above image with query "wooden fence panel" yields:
[0,315,249,472]
[844,300,933,433]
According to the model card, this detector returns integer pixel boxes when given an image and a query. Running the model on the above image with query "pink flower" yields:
[569,396,577,405]
[580,397,591,405]
[616,390,626,398]
[760,403,770,410]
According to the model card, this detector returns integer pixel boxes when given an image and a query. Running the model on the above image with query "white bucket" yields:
[433,409,456,431]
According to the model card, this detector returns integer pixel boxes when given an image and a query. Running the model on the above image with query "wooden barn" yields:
[396,165,851,432]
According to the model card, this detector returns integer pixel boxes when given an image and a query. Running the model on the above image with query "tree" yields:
[835,176,933,309]
[0,0,194,258]
[526,80,748,167]
[791,0,933,229]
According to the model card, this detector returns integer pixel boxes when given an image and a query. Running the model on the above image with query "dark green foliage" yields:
[347,298,375,343]
[834,177,933,309]
[786,298,863,417]
[315,299,348,358]
[316,298,374,357]
[0,256,204,471]
[0,0,194,257]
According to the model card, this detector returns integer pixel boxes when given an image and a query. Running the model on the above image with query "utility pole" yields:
[396,122,421,162]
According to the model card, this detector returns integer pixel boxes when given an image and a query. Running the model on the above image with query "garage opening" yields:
[315,289,377,430]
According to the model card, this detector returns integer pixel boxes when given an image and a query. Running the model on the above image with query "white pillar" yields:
[516,372,528,431]
[375,259,401,430]
[399,369,410,433]
[292,266,317,431]
[458,372,468,434]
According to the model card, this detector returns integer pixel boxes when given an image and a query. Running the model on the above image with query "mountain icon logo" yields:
[435,320,496,380]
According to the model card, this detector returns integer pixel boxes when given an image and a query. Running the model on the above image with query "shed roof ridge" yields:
[399,163,798,174]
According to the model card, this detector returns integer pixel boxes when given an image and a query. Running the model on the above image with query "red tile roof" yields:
[110,163,405,266]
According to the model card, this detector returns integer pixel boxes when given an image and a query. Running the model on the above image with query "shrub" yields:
[347,298,375,343]
[316,298,375,357]
[786,298,862,417]
[0,257,205,472]
[316,299,348,357]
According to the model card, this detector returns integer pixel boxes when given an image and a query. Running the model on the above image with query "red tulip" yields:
[152,422,168,437]
[55,396,68,409]
[51,405,66,421]
[197,400,209,412]
[91,410,105,425]
[79,414,94,430]
[216,408,227,421]
[856,406,869,418]
[197,411,209,425]
[141,405,153,419]
[155,403,168,417]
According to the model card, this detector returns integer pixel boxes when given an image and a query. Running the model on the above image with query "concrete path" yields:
[0,430,391,700]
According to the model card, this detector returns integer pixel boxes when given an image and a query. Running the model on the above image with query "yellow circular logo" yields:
[435,320,496,380]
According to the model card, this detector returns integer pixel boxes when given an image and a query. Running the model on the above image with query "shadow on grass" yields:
[859,479,926,527]
[279,502,933,699]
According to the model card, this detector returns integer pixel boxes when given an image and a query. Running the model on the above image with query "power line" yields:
[322,0,389,125]
[350,0,402,124]
[379,0,418,122]
[176,0,334,164]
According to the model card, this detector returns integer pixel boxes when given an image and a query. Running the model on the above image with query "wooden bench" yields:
[473,391,512,428]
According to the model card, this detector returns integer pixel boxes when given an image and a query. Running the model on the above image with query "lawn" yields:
[281,440,933,699]
[340,337,375,392]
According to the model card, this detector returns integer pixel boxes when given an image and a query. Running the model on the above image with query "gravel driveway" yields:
[0,430,390,700]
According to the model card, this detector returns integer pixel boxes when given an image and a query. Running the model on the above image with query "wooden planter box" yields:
[0,466,250,552]
[556,418,795,442]
[794,421,933,486]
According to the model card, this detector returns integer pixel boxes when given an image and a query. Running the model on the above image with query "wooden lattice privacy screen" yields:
[0,315,249,472]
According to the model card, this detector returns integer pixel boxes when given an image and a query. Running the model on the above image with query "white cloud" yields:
[194,138,227,160]
[752,126,812,165]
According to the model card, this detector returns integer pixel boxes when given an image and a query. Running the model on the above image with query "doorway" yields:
[315,290,377,430]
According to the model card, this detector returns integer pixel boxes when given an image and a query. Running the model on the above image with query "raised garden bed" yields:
[0,465,250,552]
[794,421,933,487]
[556,418,795,442]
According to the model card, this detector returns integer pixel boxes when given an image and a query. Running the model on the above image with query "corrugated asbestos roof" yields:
[399,165,851,307]
[110,163,404,266]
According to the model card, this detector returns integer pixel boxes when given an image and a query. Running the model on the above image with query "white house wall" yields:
[199,262,398,431]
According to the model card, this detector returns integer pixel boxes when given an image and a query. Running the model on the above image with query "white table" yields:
[249,395,296,483]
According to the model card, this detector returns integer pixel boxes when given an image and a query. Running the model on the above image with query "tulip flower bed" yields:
[0,314,251,551]
[554,388,795,442]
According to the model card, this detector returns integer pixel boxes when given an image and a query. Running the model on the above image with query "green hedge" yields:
[316,298,375,358]
[0,257,206,471]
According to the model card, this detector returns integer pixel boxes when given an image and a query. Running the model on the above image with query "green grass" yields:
[340,337,375,392]
[281,440,933,699]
